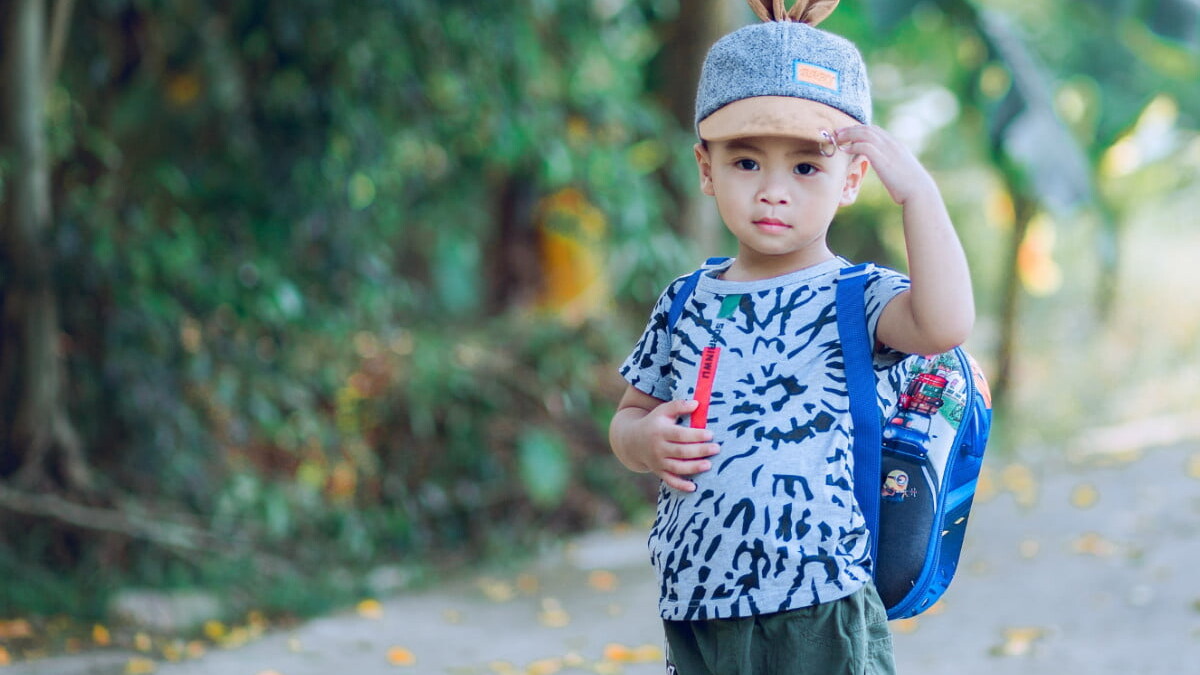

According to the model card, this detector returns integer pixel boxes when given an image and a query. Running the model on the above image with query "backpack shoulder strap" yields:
[667,257,731,332]
[836,263,883,571]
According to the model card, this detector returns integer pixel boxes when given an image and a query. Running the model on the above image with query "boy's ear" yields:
[694,142,715,196]
[840,155,870,207]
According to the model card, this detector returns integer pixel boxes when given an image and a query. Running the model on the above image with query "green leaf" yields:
[1144,0,1200,49]
[517,428,571,508]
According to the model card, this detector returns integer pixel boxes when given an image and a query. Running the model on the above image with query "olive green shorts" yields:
[662,583,895,675]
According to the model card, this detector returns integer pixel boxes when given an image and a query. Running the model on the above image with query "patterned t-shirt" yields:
[619,257,910,621]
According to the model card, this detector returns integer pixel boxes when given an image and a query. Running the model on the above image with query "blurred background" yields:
[1,0,1198,660]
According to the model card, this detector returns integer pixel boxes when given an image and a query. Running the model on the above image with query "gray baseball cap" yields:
[695,1,871,142]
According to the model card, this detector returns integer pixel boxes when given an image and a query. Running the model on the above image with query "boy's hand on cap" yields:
[641,399,721,493]
[835,125,938,207]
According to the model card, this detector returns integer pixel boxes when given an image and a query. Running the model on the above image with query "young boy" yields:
[608,1,974,672]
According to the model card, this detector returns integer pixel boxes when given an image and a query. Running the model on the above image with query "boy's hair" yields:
[694,0,871,142]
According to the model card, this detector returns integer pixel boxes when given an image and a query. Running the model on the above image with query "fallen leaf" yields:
[0,647,11,666]
[135,632,153,652]
[0,619,32,639]
[386,646,417,666]
[892,617,920,634]
[516,573,540,595]
[1072,532,1118,557]
[1001,464,1038,507]
[526,657,562,675]
[186,641,206,659]
[488,661,520,675]
[587,570,619,592]
[477,577,516,603]
[357,599,384,619]
[93,624,112,646]
[537,598,570,628]
[1019,538,1040,559]
[991,627,1045,657]
[630,644,664,662]
[1070,483,1099,509]
[221,626,251,648]
[125,657,157,675]
[202,620,226,641]
[602,643,634,662]
[247,612,268,638]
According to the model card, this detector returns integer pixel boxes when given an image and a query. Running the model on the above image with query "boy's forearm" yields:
[609,406,653,473]
[900,184,975,349]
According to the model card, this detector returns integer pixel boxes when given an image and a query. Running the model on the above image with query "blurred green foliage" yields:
[0,0,1196,621]
[6,0,692,616]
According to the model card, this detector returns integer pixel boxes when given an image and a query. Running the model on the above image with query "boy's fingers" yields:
[658,472,698,493]
[658,399,699,418]
[667,425,714,444]
[666,441,720,459]
[663,456,713,476]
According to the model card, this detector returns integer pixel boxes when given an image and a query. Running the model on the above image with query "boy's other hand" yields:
[610,390,721,493]
[834,125,938,207]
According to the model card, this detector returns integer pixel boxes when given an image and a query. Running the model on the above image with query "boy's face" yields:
[694,134,869,274]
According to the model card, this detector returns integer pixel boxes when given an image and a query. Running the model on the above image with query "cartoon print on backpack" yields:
[884,365,949,455]
[881,469,915,502]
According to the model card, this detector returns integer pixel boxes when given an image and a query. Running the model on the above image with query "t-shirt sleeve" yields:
[618,279,684,402]
[864,265,912,356]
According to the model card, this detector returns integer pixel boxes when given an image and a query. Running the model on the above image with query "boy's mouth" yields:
[754,217,791,231]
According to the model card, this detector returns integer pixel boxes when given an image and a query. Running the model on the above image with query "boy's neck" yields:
[720,248,838,282]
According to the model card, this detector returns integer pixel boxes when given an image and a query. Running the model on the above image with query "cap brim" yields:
[698,96,861,143]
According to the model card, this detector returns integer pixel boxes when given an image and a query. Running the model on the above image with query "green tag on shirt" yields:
[718,294,742,319]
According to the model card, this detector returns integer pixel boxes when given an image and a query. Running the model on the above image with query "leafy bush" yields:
[5,0,691,615]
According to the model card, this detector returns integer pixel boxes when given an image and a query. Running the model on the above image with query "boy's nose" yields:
[757,179,790,205]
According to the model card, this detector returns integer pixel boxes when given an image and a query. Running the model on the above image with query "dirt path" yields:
[11,441,1200,674]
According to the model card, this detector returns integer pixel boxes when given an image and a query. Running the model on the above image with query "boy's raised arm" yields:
[835,124,975,356]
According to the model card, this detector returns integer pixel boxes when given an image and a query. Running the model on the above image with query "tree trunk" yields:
[991,185,1036,410]
[0,0,90,491]
[659,0,743,255]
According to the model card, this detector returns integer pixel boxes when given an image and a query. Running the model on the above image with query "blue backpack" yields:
[667,258,992,620]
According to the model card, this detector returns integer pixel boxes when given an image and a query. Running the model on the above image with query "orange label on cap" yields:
[793,61,839,92]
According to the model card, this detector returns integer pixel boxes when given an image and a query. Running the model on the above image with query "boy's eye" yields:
[794,163,819,176]
[734,159,759,171]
